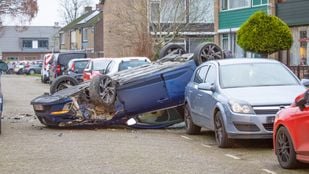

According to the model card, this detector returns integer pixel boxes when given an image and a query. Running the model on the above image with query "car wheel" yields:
[159,44,186,59]
[7,69,14,74]
[17,69,23,75]
[214,112,231,148]
[193,43,223,65]
[50,75,79,94]
[29,69,35,75]
[184,104,201,134]
[275,126,299,169]
[89,75,116,111]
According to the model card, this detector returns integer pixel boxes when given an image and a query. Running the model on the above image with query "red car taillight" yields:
[56,65,61,75]
[71,63,75,72]
[83,71,91,81]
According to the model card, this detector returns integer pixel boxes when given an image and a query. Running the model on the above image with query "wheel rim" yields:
[99,77,115,104]
[277,130,292,163]
[30,70,34,75]
[214,116,223,144]
[200,44,223,62]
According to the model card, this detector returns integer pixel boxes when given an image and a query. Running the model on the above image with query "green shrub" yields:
[237,11,292,55]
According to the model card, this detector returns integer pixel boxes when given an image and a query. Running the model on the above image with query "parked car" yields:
[24,63,42,75]
[83,57,151,81]
[273,90,309,169]
[14,61,27,74]
[184,58,306,148]
[41,53,53,83]
[0,60,8,134]
[49,57,151,94]
[48,52,87,83]
[67,58,91,76]
[49,58,91,94]
[31,43,224,128]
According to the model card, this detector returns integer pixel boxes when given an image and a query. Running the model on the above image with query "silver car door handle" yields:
[197,94,203,97]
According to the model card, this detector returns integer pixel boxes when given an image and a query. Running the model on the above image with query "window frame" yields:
[22,40,33,49]
[149,0,187,23]
[194,65,209,84]
[252,0,269,7]
[221,0,251,11]
[82,28,88,42]
[38,40,49,49]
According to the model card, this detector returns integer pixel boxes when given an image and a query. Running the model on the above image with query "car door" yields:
[191,64,217,128]
[198,64,218,129]
[292,107,309,154]
[187,65,209,126]
[117,73,169,116]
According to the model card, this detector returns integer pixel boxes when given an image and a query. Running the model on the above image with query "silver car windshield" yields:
[220,63,299,88]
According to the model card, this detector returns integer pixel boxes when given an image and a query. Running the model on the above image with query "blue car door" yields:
[195,64,218,129]
[117,73,169,115]
[187,65,209,126]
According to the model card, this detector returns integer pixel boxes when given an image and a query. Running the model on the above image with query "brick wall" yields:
[103,0,148,57]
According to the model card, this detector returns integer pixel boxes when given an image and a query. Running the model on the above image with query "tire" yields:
[7,69,14,74]
[275,126,299,169]
[214,112,231,148]
[17,69,24,75]
[29,69,35,75]
[193,43,223,65]
[42,75,49,84]
[184,104,201,134]
[89,75,116,111]
[159,44,186,59]
[50,75,79,94]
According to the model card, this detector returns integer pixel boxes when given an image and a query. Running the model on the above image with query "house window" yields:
[82,28,88,42]
[38,40,49,48]
[150,0,186,23]
[252,0,268,6]
[60,33,65,44]
[221,0,251,10]
[221,34,229,51]
[189,0,214,23]
[22,40,32,48]
[300,31,307,65]
[150,1,160,22]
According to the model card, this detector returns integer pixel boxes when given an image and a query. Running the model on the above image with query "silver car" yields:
[185,58,306,148]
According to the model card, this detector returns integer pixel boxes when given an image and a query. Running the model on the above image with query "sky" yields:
[3,0,98,26]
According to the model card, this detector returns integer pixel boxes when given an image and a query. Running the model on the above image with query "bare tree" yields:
[0,0,38,24]
[109,0,213,59]
[58,0,92,25]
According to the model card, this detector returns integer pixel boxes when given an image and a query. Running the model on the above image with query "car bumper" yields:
[224,109,274,139]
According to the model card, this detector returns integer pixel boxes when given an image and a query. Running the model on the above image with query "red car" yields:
[274,90,309,169]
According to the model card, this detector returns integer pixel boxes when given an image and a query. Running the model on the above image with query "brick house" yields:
[102,0,215,58]
[0,25,60,61]
[59,6,104,58]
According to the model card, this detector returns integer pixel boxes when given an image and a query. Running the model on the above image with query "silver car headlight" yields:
[229,100,254,114]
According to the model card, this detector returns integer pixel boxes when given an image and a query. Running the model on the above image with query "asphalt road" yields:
[0,75,308,174]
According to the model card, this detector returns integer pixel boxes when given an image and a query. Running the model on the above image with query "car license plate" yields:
[34,105,44,111]
[266,116,275,123]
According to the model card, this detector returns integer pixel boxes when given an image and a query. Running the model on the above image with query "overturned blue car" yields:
[31,43,224,128]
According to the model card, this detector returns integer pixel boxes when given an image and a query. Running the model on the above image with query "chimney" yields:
[96,4,103,11]
[84,6,92,14]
